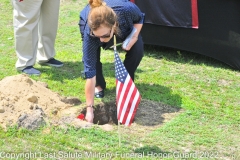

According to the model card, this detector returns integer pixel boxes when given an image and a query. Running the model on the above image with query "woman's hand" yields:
[122,24,142,51]
[122,36,138,51]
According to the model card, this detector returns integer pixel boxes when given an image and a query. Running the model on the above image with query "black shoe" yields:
[22,66,41,76]
[38,58,63,67]
[95,90,104,98]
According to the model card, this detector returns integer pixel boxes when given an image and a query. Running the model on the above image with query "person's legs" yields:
[37,0,60,63]
[13,0,42,71]
[95,47,106,90]
[124,35,144,81]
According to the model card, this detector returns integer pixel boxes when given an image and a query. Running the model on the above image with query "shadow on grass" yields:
[35,61,83,82]
[144,44,236,70]
[103,82,182,107]
[138,83,182,107]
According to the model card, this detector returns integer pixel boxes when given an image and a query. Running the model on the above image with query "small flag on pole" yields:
[114,36,141,126]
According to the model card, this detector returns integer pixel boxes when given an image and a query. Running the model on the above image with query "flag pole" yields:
[114,35,121,147]
[118,121,121,147]
[114,35,117,52]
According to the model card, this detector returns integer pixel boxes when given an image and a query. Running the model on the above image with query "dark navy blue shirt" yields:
[79,0,145,79]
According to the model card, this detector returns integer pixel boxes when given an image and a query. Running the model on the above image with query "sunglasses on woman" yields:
[90,28,112,39]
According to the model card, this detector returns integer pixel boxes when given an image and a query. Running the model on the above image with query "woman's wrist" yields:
[87,105,94,112]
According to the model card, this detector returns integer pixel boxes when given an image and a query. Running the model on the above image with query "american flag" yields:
[114,51,141,126]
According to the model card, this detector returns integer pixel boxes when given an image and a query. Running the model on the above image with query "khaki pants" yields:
[12,0,60,70]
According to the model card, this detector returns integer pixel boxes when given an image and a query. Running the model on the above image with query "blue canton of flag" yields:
[115,53,128,83]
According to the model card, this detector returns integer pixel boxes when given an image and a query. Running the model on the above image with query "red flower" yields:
[77,114,85,120]
[19,0,23,2]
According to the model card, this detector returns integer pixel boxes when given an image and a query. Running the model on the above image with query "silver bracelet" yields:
[87,105,93,108]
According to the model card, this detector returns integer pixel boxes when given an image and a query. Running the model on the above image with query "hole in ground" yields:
[81,101,118,125]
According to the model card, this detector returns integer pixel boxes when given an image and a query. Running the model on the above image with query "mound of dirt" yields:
[0,74,81,130]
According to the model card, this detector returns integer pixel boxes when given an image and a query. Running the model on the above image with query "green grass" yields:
[0,0,240,159]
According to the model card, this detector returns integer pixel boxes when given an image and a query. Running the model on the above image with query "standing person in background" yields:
[79,0,145,123]
[12,0,63,76]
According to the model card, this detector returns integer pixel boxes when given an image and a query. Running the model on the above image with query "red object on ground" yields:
[77,114,85,120]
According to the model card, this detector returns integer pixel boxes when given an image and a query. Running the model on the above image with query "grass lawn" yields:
[0,0,239,159]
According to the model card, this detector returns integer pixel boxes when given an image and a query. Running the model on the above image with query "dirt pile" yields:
[0,74,81,130]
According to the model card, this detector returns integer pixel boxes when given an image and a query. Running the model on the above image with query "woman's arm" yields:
[123,23,143,51]
[85,76,96,122]
[122,2,144,51]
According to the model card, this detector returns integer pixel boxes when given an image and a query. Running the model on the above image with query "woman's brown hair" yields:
[88,0,118,33]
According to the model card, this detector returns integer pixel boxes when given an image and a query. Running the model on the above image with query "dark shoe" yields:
[95,90,104,98]
[38,58,63,67]
[22,66,41,76]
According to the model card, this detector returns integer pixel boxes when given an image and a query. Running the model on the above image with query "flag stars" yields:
[115,53,128,83]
